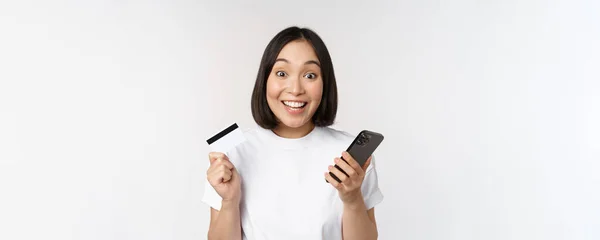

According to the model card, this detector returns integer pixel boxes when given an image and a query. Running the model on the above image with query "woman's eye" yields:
[305,73,317,79]
[276,71,286,77]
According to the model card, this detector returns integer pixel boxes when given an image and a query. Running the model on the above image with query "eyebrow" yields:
[275,58,321,67]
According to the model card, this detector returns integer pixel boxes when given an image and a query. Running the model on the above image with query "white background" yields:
[1,1,599,240]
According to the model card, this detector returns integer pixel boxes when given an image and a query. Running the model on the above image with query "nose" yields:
[286,75,305,96]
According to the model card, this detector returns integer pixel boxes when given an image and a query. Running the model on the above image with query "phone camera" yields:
[357,133,370,146]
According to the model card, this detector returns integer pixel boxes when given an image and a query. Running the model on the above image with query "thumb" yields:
[231,166,241,180]
[208,152,228,164]
[362,156,372,171]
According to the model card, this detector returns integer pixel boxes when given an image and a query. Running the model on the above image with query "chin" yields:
[279,119,311,129]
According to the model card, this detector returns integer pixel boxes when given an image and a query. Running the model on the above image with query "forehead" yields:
[275,40,319,63]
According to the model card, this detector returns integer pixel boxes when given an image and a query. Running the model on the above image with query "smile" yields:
[282,101,307,114]
[282,101,307,108]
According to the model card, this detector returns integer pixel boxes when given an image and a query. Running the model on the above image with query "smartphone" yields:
[327,130,384,183]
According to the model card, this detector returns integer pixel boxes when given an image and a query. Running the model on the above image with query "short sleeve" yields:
[361,154,384,210]
[201,162,223,210]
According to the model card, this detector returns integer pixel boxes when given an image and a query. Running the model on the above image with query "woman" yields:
[202,26,383,240]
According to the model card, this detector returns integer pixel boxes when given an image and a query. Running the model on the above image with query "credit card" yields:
[206,123,246,153]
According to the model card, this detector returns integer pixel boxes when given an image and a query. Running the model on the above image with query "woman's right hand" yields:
[207,152,242,203]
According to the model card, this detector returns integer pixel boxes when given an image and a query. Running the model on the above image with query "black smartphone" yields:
[327,130,384,183]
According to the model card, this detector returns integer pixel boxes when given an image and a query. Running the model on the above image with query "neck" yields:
[273,122,315,139]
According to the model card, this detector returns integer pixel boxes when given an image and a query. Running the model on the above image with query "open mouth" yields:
[282,101,307,109]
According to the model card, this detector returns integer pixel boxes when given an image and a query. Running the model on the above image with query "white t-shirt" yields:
[201,125,384,240]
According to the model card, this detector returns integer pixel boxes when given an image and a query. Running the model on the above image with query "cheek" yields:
[265,78,280,100]
[307,81,324,102]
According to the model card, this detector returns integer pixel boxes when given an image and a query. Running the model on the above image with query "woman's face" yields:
[266,40,323,131]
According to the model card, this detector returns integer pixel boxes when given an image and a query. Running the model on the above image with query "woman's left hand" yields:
[325,151,372,207]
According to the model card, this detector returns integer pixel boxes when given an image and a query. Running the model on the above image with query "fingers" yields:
[209,152,229,164]
[207,152,236,185]
[208,164,233,185]
[221,169,233,182]
[334,157,358,179]
[216,157,234,169]
[229,165,240,180]
[326,153,373,193]
[208,152,233,168]
[207,162,231,177]
[208,165,231,184]
[341,152,362,169]
[341,152,365,176]
[324,171,342,189]
[328,164,349,183]
[363,156,372,171]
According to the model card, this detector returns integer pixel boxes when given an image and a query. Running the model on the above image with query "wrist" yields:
[221,198,241,208]
[343,193,366,211]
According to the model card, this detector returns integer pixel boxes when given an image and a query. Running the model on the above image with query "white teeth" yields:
[283,101,306,108]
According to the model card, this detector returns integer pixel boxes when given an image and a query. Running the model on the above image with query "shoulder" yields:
[231,126,262,151]
[311,126,357,153]
[318,126,356,142]
[239,126,270,145]
[240,126,260,139]
[220,126,263,169]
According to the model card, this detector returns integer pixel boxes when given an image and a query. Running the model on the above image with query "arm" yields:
[342,200,378,240]
[207,200,242,240]
[324,152,382,240]
[205,152,243,240]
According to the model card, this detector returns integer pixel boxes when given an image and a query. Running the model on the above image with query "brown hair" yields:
[251,26,338,129]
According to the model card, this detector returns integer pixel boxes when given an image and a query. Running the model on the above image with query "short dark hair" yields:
[251,26,338,129]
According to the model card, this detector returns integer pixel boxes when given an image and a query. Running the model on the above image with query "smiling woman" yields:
[251,27,339,138]
[265,40,326,137]
[202,26,383,240]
